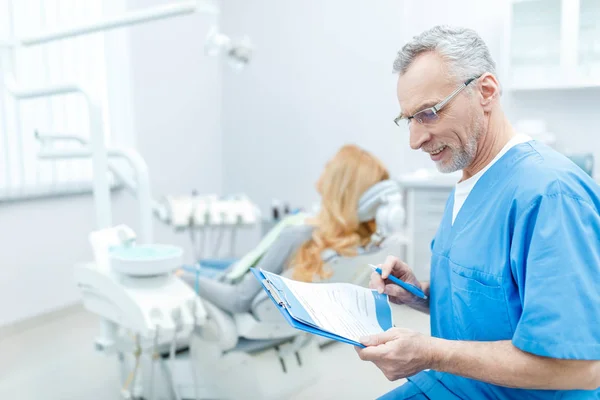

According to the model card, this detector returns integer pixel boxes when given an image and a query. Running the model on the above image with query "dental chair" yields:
[170,180,409,400]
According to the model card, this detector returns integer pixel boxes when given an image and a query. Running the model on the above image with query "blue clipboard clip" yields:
[251,268,390,348]
[262,278,292,308]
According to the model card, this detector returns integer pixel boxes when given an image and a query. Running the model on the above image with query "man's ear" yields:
[478,73,500,111]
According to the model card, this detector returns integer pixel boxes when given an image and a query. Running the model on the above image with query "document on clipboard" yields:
[251,268,394,347]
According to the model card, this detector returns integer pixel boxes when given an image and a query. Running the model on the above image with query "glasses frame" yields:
[394,76,480,126]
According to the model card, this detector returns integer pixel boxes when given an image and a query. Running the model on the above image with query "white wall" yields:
[219,0,600,273]
[4,0,598,327]
[220,0,509,212]
[126,0,223,249]
[0,0,223,327]
[506,90,600,177]
[126,0,223,197]
[220,0,600,207]
[221,0,405,212]
[0,197,93,327]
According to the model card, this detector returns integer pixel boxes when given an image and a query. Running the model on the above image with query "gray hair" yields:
[393,25,498,88]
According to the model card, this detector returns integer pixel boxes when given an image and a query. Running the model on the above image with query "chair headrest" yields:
[357,180,402,222]
[311,179,405,233]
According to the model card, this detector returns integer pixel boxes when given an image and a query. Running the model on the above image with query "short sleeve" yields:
[511,192,600,360]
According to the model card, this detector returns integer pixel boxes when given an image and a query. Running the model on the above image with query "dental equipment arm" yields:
[5,81,112,233]
[18,1,218,47]
[5,0,229,241]
[34,130,88,145]
[35,132,168,219]
[37,141,159,243]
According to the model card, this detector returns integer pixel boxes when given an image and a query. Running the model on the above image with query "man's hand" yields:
[355,327,434,381]
[370,256,429,312]
[357,333,600,391]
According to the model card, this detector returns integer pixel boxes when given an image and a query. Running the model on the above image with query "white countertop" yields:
[398,169,460,189]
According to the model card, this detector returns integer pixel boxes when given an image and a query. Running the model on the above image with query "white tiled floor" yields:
[0,304,430,400]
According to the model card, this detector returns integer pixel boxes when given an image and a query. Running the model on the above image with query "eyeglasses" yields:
[394,76,480,127]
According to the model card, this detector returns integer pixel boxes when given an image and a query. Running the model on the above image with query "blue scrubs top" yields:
[383,141,600,400]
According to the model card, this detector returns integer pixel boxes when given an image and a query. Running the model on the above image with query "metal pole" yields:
[19,1,218,47]
[6,81,112,230]
[38,146,156,244]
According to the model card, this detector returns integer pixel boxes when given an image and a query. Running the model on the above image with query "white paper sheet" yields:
[269,272,389,342]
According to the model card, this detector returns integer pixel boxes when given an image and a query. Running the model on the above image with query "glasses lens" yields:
[415,109,438,124]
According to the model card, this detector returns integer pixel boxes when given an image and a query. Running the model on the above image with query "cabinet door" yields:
[507,0,600,89]
[508,0,563,89]
[409,188,451,280]
[578,0,600,79]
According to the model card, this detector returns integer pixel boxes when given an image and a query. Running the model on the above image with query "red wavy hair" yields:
[290,144,389,282]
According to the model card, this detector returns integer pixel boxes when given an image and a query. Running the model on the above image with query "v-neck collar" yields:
[442,142,535,249]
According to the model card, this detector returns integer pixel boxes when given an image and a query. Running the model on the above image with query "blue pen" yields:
[368,264,428,300]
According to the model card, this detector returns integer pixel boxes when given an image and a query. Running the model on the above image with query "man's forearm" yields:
[429,339,600,391]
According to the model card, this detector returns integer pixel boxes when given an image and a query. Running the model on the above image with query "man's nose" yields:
[409,123,431,150]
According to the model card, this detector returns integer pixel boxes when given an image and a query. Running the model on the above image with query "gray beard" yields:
[436,117,483,173]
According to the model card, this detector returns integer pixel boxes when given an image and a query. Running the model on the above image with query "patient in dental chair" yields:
[190,144,390,314]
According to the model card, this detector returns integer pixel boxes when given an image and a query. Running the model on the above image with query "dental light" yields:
[204,27,253,71]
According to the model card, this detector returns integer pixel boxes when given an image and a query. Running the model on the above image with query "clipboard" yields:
[250,268,393,348]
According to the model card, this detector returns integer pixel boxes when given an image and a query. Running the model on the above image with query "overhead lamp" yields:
[204,27,252,71]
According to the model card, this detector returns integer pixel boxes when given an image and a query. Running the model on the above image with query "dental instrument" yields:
[1,2,260,399]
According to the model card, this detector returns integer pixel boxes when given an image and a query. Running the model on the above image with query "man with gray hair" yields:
[356,25,600,399]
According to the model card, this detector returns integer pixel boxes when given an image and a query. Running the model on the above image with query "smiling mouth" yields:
[428,145,447,155]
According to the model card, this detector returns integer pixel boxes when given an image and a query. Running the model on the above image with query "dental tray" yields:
[109,244,183,276]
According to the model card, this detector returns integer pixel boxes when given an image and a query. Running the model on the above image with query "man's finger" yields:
[370,271,385,293]
[355,344,387,362]
[360,328,398,346]
[384,283,409,298]
[381,255,398,279]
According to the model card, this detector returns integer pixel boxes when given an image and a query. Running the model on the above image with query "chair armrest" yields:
[199,299,239,352]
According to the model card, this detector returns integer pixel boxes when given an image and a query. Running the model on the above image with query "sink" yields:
[109,244,183,276]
